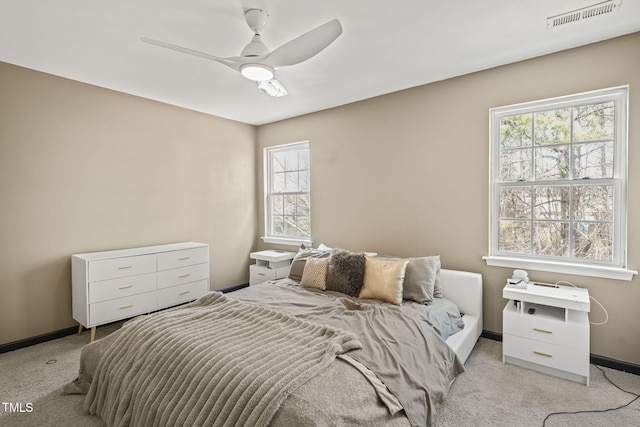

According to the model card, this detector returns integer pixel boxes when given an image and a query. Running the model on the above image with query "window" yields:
[263,141,311,246]
[485,87,636,280]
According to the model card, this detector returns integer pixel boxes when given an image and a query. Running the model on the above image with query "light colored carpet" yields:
[0,322,122,426]
[1,329,639,426]
[434,339,640,427]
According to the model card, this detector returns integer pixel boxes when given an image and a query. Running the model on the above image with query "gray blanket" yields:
[81,292,361,427]
[233,280,464,427]
[66,280,463,427]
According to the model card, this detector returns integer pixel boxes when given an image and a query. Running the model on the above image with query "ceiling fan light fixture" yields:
[258,79,288,97]
[240,63,274,81]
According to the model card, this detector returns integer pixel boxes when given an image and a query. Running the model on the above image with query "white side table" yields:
[502,282,590,385]
[249,250,296,285]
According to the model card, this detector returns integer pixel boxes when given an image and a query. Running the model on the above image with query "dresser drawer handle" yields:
[258,272,265,276]
[118,265,133,270]
[178,256,190,260]
[119,285,133,290]
[179,290,191,295]
[533,328,553,334]
[533,351,553,358]
[119,304,133,309]
[179,273,191,278]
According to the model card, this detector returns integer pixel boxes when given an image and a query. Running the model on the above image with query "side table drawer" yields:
[157,279,208,309]
[503,304,589,350]
[89,292,157,326]
[89,254,156,282]
[89,272,156,304]
[157,247,209,271]
[157,263,209,290]
[250,264,290,281]
[503,334,589,377]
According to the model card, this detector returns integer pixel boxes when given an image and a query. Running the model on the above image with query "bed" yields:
[65,251,482,427]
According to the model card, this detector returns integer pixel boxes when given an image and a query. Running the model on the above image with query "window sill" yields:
[261,236,313,247]
[483,256,637,281]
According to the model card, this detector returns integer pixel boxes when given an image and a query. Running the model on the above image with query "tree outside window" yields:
[264,142,311,243]
[489,87,628,272]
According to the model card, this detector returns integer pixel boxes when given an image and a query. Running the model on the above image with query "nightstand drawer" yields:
[250,264,290,281]
[88,254,156,281]
[503,304,589,350]
[250,264,278,281]
[157,263,209,290]
[89,272,156,304]
[89,292,157,326]
[503,334,589,377]
[157,247,209,271]
[157,279,208,309]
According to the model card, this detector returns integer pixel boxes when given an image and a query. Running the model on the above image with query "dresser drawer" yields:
[157,279,208,309]
[89,292,157,326]
[503,304,589,350]
[88,254,156,282]
[503,334,590,377]
[89,272,156,304]
[157,247,209,271]
[157,263,209,290]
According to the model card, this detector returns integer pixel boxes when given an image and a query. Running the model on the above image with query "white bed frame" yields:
[440,269,483,364]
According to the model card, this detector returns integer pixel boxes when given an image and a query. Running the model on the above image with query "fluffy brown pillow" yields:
[402,255,440,304]
[360,257,409,305]
[325,250,365,297]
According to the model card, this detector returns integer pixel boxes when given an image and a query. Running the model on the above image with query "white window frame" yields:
[484,86,636,281]
[262,141,312,247]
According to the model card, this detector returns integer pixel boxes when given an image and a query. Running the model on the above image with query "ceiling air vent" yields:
[547,0,622,28]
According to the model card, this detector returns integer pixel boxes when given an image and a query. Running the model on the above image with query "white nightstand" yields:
[249,250,296,286]
[502,282,590,385]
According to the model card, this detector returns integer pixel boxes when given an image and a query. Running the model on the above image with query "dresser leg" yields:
[90,327,96,342]
[77,324,84,335]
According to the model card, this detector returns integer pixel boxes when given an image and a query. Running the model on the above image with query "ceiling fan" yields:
[141,8,343,97]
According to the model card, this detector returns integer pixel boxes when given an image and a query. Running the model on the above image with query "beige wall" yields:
[2,33,639,365]
[256,33,640,365]
[0,63,257,345]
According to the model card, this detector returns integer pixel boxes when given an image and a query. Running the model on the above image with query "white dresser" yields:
[502,283,590,385]
[72,242,210,341]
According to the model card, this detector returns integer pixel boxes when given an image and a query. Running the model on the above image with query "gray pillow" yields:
[289,247,333,282]
[402,255,440,304]
[326,250,365,297]
[424,297,465,340]
[432,255,443,299]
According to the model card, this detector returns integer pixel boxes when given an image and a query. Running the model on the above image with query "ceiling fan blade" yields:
[263,19,342,68]
[140,37,242,71]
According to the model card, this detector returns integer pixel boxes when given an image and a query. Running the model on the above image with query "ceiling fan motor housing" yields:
[245,8,269,34]
[241,9,270,58]
[241,34,269,57]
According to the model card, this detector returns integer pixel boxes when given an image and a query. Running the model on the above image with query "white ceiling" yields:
[1,0,639,125]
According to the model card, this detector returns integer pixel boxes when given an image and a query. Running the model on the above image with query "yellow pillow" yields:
[359,257,409,305]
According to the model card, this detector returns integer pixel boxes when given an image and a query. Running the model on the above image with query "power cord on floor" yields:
[542,365,640,426]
